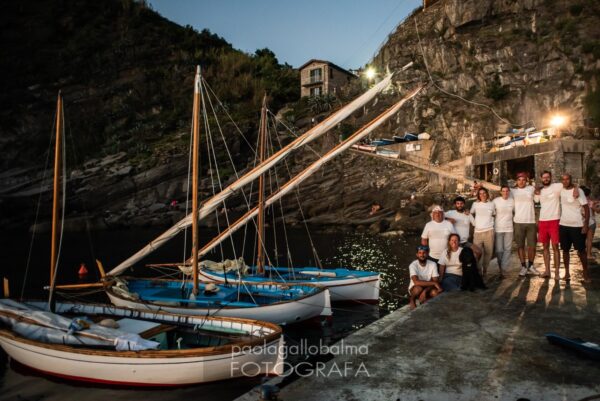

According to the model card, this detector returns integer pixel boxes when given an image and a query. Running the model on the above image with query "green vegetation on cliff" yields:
[0,0,299,171]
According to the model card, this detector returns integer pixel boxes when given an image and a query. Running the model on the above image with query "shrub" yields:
[485,74,510,101]
[569,4,584,16]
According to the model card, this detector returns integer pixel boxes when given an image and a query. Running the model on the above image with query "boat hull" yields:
[198,268,381,303]
[0,330,283,386]
[107,282,332,325]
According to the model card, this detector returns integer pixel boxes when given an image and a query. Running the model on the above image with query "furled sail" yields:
[108,74,394,276]
[195,85,424,258]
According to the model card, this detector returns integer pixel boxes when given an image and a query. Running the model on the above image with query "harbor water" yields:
[0,226,419,401]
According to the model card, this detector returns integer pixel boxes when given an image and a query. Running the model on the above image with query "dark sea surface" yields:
[0,226,418,401]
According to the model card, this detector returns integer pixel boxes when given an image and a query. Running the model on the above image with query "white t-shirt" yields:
[445,210,471,243]
[438,247,463,276]
[408,259,439,289]
[469,201,496,232]
[421,220,457,260]
[493,197,514,233]
[511,186,536,224]
[559,188,587,227]
[536,183,563,221]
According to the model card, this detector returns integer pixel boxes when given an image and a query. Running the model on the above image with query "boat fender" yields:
[98,318,120,329]
[204,283,220,295]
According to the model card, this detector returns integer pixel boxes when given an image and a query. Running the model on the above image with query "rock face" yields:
[372,0,600,164]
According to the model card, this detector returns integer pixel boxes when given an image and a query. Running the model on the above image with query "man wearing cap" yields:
[534,171,579,279]
[421,205,457,264]
[408,245,442,309]
[511,172,540,276]
[559,173,590,283]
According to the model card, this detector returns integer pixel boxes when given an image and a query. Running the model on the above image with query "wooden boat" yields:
[371,138,395,146]
[393,132,418,143]
[351,143,377,152]
[0,299,284,386]
[198,267,380,303]
[102,68,332,325]
[0,91,284,386]
[375,148,399,159]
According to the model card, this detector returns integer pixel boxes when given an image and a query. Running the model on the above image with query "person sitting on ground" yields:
[460,246,487,291]
[470,187,496,279]
[421,205,457,264]
[581,186,599,261]
[408,245,442,309]
[438,233,463,291]
[493,185,514,278]
[559,174,590,283]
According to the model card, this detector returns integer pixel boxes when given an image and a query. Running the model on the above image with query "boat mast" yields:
[50,91,63,287]
[191,66,202,295]
[256,94,268,274]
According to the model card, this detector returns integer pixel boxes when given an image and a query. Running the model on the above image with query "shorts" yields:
[514,223,537,248]
[538,219,560,245]
[559,225,586,252]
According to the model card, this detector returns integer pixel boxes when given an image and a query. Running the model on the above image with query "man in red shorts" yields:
[535,171,579,279]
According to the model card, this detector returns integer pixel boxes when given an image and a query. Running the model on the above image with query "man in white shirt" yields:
[421,205,457,263]
[559,173,590,282]
[445,196,471,245]
[534,171,578,279]
[492,185,514,276]
[408,245,442,309]
[511,172,539,276]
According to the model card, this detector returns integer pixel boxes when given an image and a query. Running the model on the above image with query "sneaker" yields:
[519,266,528,277]
[528,265,541,275]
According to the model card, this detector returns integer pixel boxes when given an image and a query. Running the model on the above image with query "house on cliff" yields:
[299,59,356,97]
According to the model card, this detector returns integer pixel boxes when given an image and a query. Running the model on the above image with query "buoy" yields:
[78,263,88,277]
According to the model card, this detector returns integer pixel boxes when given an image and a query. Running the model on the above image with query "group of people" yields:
[408,171,598,309]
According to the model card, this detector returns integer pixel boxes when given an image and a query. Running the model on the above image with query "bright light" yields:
[365,67,376,80]
[550,115,567,127]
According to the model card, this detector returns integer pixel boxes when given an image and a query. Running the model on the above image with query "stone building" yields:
[469,139,599,185]
[299,59,356,97]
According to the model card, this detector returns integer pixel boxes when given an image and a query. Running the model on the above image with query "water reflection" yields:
[0,227,417,400]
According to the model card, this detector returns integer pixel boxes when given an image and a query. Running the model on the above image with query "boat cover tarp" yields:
[0,299,159,351]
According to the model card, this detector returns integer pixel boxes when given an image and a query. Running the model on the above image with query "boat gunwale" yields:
[113,276,328,308]
[0,302,282,358]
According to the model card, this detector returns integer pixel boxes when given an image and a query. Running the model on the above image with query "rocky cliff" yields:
[372,0,600,164]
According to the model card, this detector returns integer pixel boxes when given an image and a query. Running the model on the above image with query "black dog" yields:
[460,247,487,291]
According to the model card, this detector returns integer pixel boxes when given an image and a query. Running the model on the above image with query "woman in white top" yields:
[470,187,496,278]
[439,233,463,291]
[492,185,515,277]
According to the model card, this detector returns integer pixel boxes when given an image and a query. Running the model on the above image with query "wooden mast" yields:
[256,94,268,274]
[191,66,202,295]
[50,91,63,286]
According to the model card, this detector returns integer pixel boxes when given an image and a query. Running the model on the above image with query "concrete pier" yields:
[238,247,600,401]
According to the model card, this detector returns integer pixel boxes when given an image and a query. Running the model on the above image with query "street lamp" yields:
[365,67,376,81]
[550,114,567,127]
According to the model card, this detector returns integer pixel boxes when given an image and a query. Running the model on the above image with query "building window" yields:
[309,68,322,83]
[329,68,333,79]
[310,86,322,96]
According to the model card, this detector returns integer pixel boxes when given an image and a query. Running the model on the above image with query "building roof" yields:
[298,59,356,77]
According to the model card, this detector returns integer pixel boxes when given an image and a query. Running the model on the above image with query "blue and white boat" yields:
[198,266,381,303]
[107,278,331,325]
